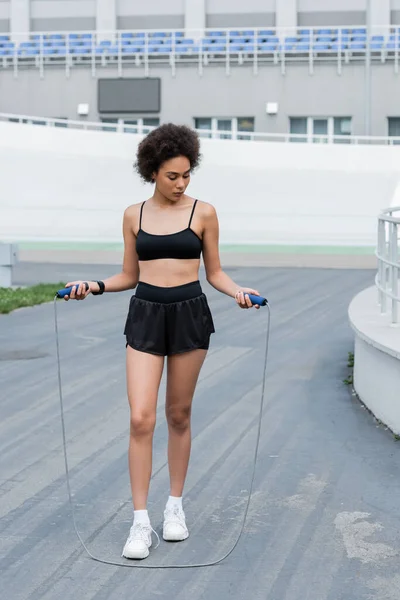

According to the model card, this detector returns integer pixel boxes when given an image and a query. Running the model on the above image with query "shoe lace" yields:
[165,505,185,524]
[127,522,160,549]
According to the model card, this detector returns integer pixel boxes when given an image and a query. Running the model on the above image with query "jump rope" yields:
[54,284,271,569]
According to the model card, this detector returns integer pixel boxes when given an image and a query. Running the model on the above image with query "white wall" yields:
[31,1,96,19]
[117,0,184,17]
[206,0,275,14]
[0,121,399,246]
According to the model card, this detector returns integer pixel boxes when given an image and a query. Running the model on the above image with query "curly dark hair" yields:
[135,123,201,183]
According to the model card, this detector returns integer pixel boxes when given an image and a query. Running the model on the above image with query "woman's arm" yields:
[65,205,139,298]
[100,205,139,292]
[201,203,259,307]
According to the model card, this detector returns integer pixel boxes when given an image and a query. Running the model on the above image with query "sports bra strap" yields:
[188,199,198,228]
[139,201,145,230]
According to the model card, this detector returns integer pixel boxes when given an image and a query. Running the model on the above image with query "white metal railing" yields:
[1,24,400,78]
[376,206,400,324]
[2,113,400,146]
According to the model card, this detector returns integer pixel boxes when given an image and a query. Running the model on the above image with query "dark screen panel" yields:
[98,78,161,113]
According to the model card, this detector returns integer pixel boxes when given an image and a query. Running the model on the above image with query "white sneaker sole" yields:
[122,542,151,560]
[163,528,189,542]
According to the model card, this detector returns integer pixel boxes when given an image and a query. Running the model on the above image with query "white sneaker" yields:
[163,505,189,542]
[122,522,157,560]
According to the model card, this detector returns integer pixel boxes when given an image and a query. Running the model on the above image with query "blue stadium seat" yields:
[314,42,330,51]
[371,35,384,42]
[49,34,64,40]
[258,42,277,52]
[176,45,199,53]
[370,41,383,50]
[331,42,348,51]
[259,29,275,36]
[353,28,366,34]
[317,36,332,43]
[349,41,365,50]
[229,43,243,52]
[0,35,9,41]
[282,43,296,52]
[81,33,92,40]
[209,44,225,52]
[103,46,119,54]
[299,29,311,36]
[71,47,90,55]
[121,32,133,39]
[18,48,39,56]
[317,28,332,35]
[122,46,141,54]
[386,41,399,50]
[176,38,194,45]
[68,33,79,39]
[99,40,112,46]
[285,36,298,44]
[151,45,172,53]
[208,31,225,37]
[243,43,255,52]
[297,42,310,52]
[352,35,366,42]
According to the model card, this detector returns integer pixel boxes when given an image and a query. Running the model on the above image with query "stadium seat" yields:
[331,42,348,51]
[122,46,141,54]
[209,44,225,52]
[349,41,365,50]
[258,42,277,52]
[297,42,310,52]
[314,42,331,51]
[370,41,384,50]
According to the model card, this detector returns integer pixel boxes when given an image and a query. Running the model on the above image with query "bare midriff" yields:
[138,258,201,288]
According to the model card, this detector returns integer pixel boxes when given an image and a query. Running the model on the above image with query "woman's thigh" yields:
[126,346,165,417]
[166,349,207,412]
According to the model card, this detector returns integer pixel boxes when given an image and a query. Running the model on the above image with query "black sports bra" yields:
[136,199,203,261]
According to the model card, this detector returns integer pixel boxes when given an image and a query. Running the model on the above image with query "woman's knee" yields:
[130,411,156,437]
[166,403,191,432]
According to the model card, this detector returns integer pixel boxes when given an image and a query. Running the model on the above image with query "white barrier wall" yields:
[1,121,400,246]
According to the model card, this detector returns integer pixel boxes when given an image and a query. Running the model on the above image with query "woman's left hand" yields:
[235,287,261,309]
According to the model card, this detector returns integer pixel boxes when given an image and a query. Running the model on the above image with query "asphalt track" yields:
[2,261,400,600]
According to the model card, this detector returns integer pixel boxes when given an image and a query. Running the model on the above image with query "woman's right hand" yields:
[63,280,92,301]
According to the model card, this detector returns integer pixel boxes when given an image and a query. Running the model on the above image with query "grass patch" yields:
[343,352,354,385]
[0,283,65,314]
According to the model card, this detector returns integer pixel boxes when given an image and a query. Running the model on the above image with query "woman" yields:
[64,123,260,560]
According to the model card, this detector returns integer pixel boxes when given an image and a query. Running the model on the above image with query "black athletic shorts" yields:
[124,280,215,356]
